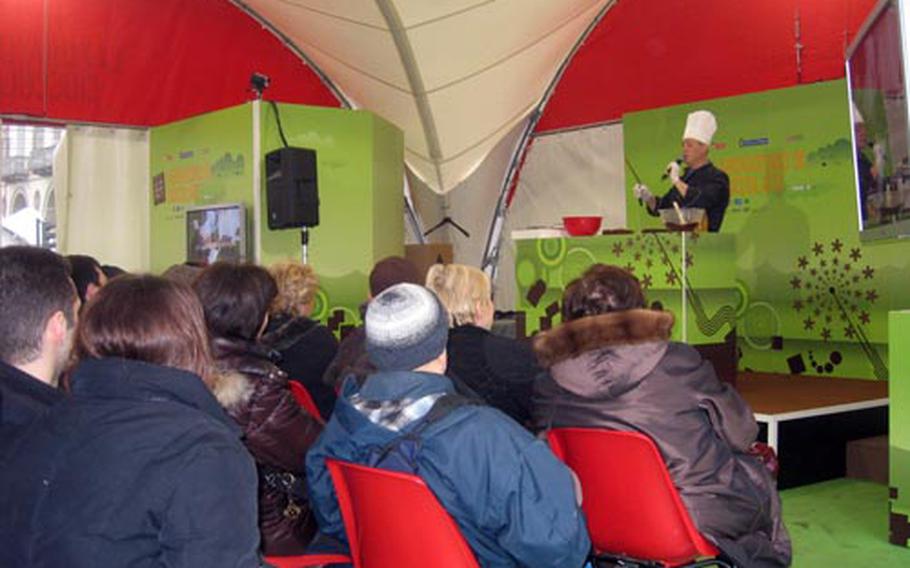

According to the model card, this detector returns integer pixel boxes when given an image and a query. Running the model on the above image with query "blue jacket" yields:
[306,371,591,568]
[0,357,261,568]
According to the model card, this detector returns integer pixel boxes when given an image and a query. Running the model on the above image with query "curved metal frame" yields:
[480,0,617,282]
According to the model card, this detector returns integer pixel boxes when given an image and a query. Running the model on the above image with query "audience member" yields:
[322,255,420,388]
[161,261,204,286]
[0,275,260,567]
[0,247,77,431]
[66,254,107,305]
[101,264,127,280]
[262,261,338,420]
[532,264,791,567]
[194,263,323,555]
[426,263,540,427]
[307,283,591,567]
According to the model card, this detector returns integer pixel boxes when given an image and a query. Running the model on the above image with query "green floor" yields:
[781,478,910,567]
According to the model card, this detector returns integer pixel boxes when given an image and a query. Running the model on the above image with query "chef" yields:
[634,110,730,232]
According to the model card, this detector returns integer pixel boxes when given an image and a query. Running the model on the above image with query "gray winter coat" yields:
[532,309,791,568]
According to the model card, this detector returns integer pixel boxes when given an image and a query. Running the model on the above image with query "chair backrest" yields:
[547,428,719,566]
[326,459,480,568]
[289,381,325,424]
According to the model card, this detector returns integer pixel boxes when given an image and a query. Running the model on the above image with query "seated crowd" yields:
[0,247,791,568]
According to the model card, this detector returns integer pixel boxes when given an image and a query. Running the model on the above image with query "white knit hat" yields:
[682,110,718,145]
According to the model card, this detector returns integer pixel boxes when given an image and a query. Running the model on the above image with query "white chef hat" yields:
[851,101,865,124]
[682,110,718,145]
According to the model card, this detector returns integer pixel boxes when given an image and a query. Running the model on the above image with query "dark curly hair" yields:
[561,264,645,322]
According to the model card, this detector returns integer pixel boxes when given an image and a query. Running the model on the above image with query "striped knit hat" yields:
[365,283,449,371]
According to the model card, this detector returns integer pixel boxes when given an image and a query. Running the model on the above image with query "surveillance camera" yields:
[250,73,270,98]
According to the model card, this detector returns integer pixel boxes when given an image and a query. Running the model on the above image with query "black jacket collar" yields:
[70,358,239,434]
[0,359,63,407]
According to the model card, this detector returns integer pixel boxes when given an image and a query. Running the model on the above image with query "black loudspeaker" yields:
[265,147,319,229]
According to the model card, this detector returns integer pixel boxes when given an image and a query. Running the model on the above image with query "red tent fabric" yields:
[0,0,339,126]
[536,0,879,133]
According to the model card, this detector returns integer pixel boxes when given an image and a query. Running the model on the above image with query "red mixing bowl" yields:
[563,215,602,236]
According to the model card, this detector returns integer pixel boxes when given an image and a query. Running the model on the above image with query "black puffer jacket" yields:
[212,337,323,556]
[0,357,260,568]
[446,325,539,427]
[262,313,338,421]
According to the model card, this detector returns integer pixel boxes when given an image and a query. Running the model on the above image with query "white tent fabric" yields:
[55,126,150,271]
[494,122,625,308]
[238,0,610,193]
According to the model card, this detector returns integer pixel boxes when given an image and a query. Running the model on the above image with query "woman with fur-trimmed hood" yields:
[532,264,791,568]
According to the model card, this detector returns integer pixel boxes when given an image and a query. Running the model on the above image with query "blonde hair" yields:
[269,261,319,318]
[425,263,491,327]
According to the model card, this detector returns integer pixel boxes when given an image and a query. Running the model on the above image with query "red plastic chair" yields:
[264,553,350,568]
[546,428,731,568]
[289,381,325,424]
[325,459,480,568]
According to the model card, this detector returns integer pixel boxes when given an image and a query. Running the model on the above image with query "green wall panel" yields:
[149,104,253,273]
[149,102,404,331]
[890,310,910,546]
[515,233,737,344]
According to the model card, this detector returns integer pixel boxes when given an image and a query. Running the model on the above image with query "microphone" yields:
[661,156,684,180]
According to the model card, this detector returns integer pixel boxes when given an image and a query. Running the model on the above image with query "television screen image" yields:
[847,0,910,240]
[186,203,246,265]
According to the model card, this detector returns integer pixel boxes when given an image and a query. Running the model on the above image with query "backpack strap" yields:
[367,392,480,473]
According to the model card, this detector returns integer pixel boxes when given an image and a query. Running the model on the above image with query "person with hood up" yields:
[532,264,791,568]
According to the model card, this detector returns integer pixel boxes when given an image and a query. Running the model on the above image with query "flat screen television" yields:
[847,0,910,240]
[185,203,247,265]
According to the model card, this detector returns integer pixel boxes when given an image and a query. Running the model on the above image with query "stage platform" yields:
[736,373,888,489]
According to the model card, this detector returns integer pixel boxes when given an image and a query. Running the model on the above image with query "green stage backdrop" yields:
[625,80,910,381]
[149,102,404,333]
[259,103,404,330]
[889,310,910,547]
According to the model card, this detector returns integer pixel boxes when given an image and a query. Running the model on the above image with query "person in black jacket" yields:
[262,261,338,421]
[65,253,107,306]
[0,246,78,436]
[0,275,261,568]
[426,263,540,427]
[322,256,421,389]
[195,262,323,556]
[633,110,730,232]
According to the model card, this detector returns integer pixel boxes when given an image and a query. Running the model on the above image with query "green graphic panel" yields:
[515,233,737,344]
[149,102,404,333]
[259,104,404,330]
[149,104,252,272]
[623,80,909,380]
[890,310,910,544]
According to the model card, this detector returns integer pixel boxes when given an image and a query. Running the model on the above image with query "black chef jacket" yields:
[650,162,730,232]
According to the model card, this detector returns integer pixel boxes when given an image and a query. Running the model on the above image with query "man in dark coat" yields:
[634,110,730,232]
[0,246,77,435]
[0,274,261,568]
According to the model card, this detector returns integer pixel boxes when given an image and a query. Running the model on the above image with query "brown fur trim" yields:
[210,370,254,410]
[533,309,674,367]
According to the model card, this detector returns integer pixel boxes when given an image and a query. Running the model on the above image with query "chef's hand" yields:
[665,161,681,184]
[633,183,653,202]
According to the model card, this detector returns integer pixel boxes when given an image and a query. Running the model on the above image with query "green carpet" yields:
[780,478,910,567]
